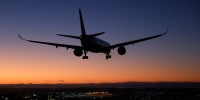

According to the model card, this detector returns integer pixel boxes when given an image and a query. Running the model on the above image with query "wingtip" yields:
[166,27,168,33]
[18,34,22,39]
[18,34,27,41]
[162,28,168,35]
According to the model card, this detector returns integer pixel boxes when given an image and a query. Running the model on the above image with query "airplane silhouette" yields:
[18,9,167,59]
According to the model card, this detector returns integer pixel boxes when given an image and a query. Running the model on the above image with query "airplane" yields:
[18,9,167,60]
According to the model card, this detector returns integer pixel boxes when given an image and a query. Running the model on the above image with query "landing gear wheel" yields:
[83,56,88,59]
[106,55,111,59]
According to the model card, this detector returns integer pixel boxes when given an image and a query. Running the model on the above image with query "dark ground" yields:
[0,82,200,100]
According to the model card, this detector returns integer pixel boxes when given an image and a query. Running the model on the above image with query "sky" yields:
[0,0,200,84]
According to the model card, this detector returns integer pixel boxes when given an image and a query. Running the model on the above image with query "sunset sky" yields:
[0,0,200,84]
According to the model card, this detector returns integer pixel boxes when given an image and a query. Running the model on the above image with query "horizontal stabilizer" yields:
[90,32,105,37]
[56,34,80,39]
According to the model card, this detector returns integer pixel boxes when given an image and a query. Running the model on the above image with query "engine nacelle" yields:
[74,49,83,57]
[118,47,126,55]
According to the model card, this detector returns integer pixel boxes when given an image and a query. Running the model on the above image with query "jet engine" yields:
[74,49,83,57]
[118,47,126,55]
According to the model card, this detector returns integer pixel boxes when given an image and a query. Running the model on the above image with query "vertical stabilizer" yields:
[79,9,86,36]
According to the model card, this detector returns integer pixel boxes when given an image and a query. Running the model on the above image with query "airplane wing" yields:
[18,34,83,50]
[105,30,167,50]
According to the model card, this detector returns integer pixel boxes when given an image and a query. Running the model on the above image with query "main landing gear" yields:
[106,54,111,60]
[83,56,88,59]
[82,50,88,59]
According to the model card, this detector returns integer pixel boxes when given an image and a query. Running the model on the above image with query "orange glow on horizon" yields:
[0,46,200,84]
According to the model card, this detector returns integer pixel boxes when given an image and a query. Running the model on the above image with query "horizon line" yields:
[1,81,200,85]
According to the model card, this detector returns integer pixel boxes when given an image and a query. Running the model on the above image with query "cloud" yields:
[59,80,65,83]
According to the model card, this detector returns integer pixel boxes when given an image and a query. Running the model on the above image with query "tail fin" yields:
[79,9,86,36]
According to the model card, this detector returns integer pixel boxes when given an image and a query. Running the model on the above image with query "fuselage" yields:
[81,36,110,53]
